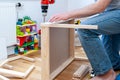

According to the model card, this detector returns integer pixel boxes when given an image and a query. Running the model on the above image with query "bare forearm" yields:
[49,0,111,22]
[67,0,111,19]
[67,4,101,18]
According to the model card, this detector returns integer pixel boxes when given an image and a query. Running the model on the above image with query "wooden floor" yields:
[54,60,90,80]
[54,46,90,80]
[6,47,120,80]
[8,51,42,80]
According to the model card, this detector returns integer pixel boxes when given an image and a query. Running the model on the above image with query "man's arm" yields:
[49,0,112,22]
[68,0,112,18]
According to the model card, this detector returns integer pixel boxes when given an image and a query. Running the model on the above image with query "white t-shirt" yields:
[95,0,120,10]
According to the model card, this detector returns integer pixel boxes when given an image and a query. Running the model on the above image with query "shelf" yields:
[21,41,34,47]
[23,50,39,55]
[17,23,36,27]
[17,32,37,37]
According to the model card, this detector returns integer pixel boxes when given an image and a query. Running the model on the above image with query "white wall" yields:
[1,0,95,55]
[1,0,68,29]
[0,0,68,55]
[47,0,68,21]
[17,0,68,28]
[68,0,94,11]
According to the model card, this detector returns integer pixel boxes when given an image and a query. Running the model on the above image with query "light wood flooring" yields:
[6,47,120,80]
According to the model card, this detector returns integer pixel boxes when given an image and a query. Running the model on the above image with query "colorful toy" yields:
[16,25,24,36]
[16,18,23,25]
[34,43,38,50]
[23,16,35,24]
[34,35,38,43]
[26,27,31,34]
[15,16,39,54]
[23,16,31,21]
[32,26,36,32]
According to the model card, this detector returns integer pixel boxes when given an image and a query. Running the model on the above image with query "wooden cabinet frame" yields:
[41,19,98,80]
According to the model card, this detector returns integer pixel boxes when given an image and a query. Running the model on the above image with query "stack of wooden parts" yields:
[73,65,90,80]
[0,55,35,80]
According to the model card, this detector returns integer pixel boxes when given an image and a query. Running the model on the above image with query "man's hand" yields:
[49,12,71,22]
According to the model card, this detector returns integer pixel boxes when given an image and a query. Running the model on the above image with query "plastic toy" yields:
[16,25,24,36]
[23,16,33,24]
[26,27,30,34]
[23,16,31,21]
[16,18,23,25]
[15,16,39,54]
[34,35,38,43]
[34,43,38,50]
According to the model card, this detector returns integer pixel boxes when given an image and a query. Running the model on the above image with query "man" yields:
[49,0,120,80]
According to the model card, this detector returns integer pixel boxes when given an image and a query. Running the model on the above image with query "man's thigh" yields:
[80,10,120,35]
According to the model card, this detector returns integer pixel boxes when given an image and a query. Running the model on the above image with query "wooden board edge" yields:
[41,27,50,80]
[40,23,98,29]
[74,57,88,61]
[0,75,10,80]
[50,57,74,80]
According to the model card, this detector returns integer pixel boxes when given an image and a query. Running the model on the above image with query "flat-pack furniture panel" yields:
[41,19,97,80]
[50,28,70,73]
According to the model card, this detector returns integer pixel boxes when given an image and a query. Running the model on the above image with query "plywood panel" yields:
[50,28,70,73]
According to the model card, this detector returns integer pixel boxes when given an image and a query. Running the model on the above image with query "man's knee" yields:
[77,29,99,38]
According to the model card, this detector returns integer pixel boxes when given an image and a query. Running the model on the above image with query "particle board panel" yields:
[50,28,70,73]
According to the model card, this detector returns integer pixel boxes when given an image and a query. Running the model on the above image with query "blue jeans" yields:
[77,9,120,75]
